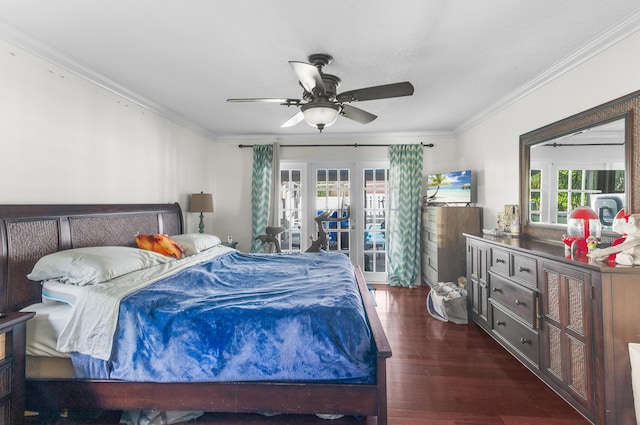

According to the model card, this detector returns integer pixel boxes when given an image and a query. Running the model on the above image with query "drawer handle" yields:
[496,258,506,264]
[520,337,531,345]
[518,266,530,273]
[515,299,524,306]
[492,287,502,293]
[496,320,506,326]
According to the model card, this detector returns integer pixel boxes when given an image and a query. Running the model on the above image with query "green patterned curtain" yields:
[388,144,423,288]
[251,144,273,252]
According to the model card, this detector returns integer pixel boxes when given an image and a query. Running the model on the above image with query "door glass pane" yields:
[279,169,302,253]
[363,168,388,272]
[315,168,350,256]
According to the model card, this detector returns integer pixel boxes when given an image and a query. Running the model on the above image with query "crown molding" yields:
[0,18,218,140]
[455,9,640,136]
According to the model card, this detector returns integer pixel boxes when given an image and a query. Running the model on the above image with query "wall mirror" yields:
[520,90,640,241]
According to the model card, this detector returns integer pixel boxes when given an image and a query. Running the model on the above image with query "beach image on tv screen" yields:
[426,170,472,204]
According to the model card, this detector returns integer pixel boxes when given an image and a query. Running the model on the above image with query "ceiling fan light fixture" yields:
[228,54,414,132]
[301,102,340,132]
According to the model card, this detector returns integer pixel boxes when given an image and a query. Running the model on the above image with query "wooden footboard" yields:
[27,381,382,417]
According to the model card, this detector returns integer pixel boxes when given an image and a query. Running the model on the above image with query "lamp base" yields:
[198,213,205,234]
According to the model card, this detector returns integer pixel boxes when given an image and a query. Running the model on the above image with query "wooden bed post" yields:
[354,266,391,425]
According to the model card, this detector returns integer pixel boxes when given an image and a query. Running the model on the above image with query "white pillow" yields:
[170,233,221,256]
[27,246,174,286]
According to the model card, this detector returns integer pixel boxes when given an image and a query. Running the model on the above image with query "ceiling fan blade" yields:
[337,82,414,103]
[227,98,302,106]
[341,104,377,124]
[289,61,326,96]
[281,111,304,128]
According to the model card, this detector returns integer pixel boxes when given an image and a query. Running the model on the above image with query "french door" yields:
[279,161,389,283]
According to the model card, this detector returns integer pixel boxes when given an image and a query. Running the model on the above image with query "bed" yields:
[0,203,391,423]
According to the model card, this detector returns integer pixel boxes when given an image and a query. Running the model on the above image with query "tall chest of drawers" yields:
[420,206,481,287]
[465,234,640,425]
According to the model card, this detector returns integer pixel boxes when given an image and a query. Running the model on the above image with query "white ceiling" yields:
[1,0,640,140]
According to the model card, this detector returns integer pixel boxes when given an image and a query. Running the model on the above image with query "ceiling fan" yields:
[227,53,414,132]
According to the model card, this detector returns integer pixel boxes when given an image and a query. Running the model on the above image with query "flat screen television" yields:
[426,169,474,205]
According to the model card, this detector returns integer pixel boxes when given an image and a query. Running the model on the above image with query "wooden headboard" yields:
[0,203,183,313]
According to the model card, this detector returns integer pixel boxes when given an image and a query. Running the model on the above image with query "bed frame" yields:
[0,203,391,424]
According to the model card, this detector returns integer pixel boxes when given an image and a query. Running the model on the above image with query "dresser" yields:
[421,206,481,287]
[0,312,34,425]
[465,233,640,425]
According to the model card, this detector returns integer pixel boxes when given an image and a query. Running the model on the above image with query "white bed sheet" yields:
[55,245,234,361]
[21,302,73,358]
[42,279,82,305]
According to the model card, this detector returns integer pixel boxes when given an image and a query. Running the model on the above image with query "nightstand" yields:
[222,241,238,249]
[0,312,34,425]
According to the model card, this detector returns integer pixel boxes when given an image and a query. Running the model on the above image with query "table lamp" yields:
[563,205,601,254]
[189,192,214,233]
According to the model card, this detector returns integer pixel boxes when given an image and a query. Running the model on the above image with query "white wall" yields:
[0,39,217,234]
[457,30,640,229]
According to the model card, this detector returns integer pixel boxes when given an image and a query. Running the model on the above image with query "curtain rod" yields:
[542,142,624,147]
[238,142,435,148]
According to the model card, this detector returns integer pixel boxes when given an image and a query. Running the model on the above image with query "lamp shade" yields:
[301,102,340,132]
[568,205,599,220]
[567,205,601,242]
[189,192,214,213]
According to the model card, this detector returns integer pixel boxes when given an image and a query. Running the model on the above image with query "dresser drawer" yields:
[425,228,439,247]
[490,273,537,327]
[511,253,537,288]
[420,228,438,246]
[426,253,439,272]
[490,247,510,275]
[420,227,429,244]
[491,303,540,367]
[424,263,438,286]
[421,242,437,263]
[424,207,438,222]
[420,236,429,254]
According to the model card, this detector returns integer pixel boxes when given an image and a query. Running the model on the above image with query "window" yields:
[530,169,542,223]
[314,168,351,254]
[555,169,625,224]
[363,168,387,273]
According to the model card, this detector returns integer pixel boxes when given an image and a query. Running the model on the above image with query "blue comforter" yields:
[71,251,376,383]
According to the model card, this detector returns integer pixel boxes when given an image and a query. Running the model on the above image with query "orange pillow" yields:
[135,234,184,259]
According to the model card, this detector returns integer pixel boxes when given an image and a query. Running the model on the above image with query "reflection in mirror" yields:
[519,90,640,242]
[529,119,625,230]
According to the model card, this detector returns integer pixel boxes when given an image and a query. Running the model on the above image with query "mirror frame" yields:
[520,90,640,241]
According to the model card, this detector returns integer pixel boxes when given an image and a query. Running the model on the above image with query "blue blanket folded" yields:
[71,251,376,383]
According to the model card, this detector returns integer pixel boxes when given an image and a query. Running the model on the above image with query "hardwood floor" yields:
[26,285,590,425]
[374,285,589,425]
